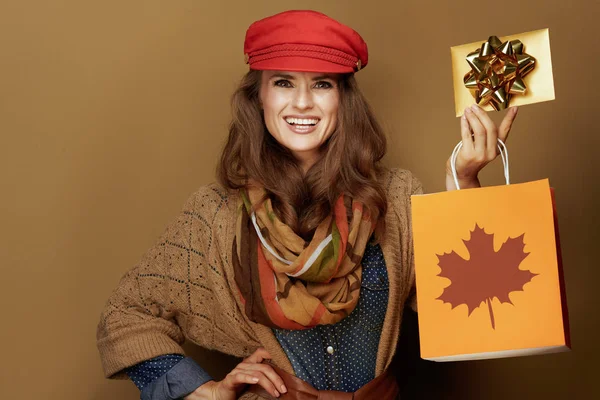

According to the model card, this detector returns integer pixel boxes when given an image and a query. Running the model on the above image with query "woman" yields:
[97,10,517,400]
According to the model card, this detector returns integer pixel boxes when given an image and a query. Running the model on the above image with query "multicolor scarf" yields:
[233,186,377,330]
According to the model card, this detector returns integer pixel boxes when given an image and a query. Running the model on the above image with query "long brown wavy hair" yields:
[217,70,388,241]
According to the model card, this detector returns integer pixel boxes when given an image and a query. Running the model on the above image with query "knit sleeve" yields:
[385,168,423,313]
[407,171,424,313]
[96,189,215,379]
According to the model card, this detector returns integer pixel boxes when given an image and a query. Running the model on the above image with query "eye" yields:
[274,79,293,88]
[314,81,334,89]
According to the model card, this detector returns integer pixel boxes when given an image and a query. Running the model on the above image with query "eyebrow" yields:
[270,73,337,81]
[271,73,295,80]
[312,74,337,81]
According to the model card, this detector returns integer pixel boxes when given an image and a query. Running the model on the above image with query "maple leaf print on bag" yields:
[436,224,538,329]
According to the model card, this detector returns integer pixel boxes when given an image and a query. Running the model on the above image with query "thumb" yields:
[498,106,518,142]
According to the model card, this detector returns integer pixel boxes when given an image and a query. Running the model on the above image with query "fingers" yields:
[464,105,487,158]
[469,104,498,159]
[227,371,260,385]
[232,348,286,398]
[225,363,286,398]
[242,363,286,393]
[453,104,518,185]
[460,112,474,153]
[245,365,286,397]
[245,347,272,364]
[498,106,518,142]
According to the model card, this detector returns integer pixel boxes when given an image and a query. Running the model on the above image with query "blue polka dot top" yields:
[273,239,389,391]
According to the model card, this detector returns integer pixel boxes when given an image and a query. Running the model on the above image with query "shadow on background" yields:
[392,309,468,400]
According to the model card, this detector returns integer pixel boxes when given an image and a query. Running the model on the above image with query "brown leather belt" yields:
[245,365,399,400]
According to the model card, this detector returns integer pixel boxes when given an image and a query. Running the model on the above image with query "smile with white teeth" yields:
[285,117,320,126]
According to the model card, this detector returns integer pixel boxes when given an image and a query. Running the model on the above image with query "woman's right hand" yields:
[184,348,287,400]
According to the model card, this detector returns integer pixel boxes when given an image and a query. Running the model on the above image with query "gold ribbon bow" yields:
[464,36,536,110]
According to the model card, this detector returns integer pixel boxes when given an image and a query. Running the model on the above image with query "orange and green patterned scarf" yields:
[233,186,376,330]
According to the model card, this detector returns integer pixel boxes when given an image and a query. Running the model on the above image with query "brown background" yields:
[1,0,597,399]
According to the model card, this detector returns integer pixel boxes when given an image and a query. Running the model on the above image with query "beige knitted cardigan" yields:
[96,167,423,395]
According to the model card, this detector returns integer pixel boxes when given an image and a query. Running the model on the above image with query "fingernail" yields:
[471,104,479,111]
[252,377,259,382]
[281,385,287,393]
[273,390,280,397]
[465,108,471,114]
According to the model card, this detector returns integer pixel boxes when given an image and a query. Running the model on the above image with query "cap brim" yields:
[250,56,355,74]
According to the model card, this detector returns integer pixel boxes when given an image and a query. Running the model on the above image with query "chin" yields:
[282,138,322,154]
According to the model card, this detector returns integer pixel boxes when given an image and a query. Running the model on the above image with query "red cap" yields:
[243,10,368,73]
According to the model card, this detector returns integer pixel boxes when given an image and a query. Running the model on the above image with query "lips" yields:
[284,116,320,134]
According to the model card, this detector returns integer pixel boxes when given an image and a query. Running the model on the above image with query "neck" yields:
[295,150,320,174]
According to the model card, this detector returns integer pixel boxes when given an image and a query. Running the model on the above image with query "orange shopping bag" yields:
[410,139,570,361]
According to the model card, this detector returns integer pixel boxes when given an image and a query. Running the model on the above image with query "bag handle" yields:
[450,138,510,190]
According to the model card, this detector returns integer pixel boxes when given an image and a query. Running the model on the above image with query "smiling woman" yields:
[260,71,340,168]
[96,9,517,400]
[218,68,387,241]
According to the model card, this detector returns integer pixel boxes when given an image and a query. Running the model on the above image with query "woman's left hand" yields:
[445,104,519,190]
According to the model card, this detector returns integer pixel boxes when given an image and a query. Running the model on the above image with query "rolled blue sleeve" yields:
[126,355,213,400]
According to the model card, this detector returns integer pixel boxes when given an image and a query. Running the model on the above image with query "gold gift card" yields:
[450,29,555,117]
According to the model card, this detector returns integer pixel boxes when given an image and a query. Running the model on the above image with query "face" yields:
[259,70,340,170]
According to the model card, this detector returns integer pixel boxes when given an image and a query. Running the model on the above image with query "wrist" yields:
[457,177,481,189]
[445,170,481,191]
[185,380,218,400]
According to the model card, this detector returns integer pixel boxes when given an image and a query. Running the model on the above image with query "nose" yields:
[292,85,314,111]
